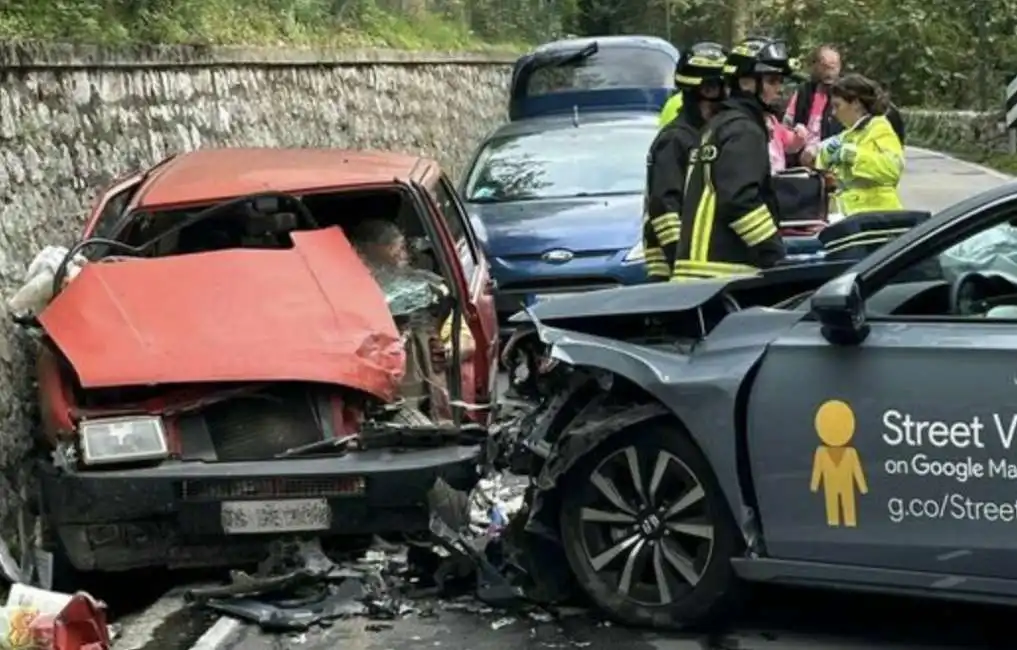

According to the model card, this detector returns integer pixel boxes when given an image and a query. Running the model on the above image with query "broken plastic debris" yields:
[0,585,110,650]
[490,617,515,630]
[0,537,25,585]
[7,246,87,318]
[469,475,528,535]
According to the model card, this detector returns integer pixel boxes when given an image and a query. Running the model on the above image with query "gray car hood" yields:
[510,261,851,322]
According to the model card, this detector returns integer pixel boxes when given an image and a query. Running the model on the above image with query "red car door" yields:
[430,175,498,419]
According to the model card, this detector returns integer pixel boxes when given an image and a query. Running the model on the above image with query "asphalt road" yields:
[112,147,1013,650]
[215,587,1017,650]
[897,147,1010,212]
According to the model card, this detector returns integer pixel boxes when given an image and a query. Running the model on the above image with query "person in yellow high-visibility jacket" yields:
[800,73,916,260]
[802,73,904,217]
[658,92,683,128]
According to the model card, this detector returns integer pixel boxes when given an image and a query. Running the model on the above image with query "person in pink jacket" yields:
[767,115,808,172]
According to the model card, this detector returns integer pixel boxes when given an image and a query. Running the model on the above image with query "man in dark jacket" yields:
[674,37,791,280]
[785,44,905,160]
[784,44,843,157]
[642,41,728,281]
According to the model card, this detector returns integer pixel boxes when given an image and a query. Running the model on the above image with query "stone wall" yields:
[0,44,514,532]
[902,108,1009,154]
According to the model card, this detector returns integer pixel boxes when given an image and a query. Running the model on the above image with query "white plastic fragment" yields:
[6,245,88,318]
[469,474,528,533]
[0,583,75,649]
[490,616,515,630]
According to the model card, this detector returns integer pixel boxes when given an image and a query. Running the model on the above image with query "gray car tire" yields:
[559,420,741,629]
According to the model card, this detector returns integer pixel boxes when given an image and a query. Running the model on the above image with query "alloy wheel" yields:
[578,445,715,605]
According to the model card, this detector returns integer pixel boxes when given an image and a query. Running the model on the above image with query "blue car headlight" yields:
[622,242,644,264]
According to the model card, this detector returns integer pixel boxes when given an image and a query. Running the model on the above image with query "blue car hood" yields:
[466,194,643,258]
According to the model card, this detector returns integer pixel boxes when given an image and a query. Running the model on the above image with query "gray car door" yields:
[746,315,1017,579]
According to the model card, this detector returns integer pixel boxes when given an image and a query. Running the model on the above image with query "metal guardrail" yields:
[1007,76,1017,154]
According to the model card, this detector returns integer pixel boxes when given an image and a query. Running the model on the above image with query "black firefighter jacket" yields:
[643,109,704,281]
[675,96,786,280]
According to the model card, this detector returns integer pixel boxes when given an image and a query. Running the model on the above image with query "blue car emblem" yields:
[542,249,574,264]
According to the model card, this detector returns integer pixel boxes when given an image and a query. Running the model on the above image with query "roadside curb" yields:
[907,145,1015,181]
[186,616,243,650]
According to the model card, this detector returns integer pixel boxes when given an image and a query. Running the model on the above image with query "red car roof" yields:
[135,147,437,209]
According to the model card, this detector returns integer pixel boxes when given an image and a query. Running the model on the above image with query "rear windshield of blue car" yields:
[523,47,674,96]
[464,122,657,203]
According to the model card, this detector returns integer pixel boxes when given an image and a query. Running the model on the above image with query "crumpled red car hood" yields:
[39,228,406,402]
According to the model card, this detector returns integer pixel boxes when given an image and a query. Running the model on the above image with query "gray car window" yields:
[938,222,1017,281]
[463,123,657,202]
[863,205,1017,316]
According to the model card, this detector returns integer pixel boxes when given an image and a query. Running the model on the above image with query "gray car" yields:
[503,182,1017,628]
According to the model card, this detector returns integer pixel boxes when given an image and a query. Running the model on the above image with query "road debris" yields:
[0,584,111,650]
[6,245,87,319]
[176,471,590,644]
[490,616,515,630]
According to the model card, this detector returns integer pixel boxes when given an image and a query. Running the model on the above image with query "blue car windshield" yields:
[464,122,657,202]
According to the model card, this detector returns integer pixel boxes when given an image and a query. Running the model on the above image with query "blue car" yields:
[460,36,680,333]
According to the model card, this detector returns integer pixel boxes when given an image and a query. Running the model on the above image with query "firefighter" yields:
[643,41,728,282]
[673,37,792,281]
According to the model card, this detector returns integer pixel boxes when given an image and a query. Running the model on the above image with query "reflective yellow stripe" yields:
[651,212,681,245]
[730,205,778,246]
[671,273,712,281]
[690,169,715,261]
[675,74,702,86]
[678,259,758,274]
[687,56,725,68]
[823,227,911,254]
[671,259,758,281]
[646,250,669,276]
[687,131,717,263]
[645,241,669,277]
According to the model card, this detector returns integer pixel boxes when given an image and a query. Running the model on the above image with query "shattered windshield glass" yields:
[373,267,448,318]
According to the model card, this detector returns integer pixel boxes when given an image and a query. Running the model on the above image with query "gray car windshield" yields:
[464,122,657,202]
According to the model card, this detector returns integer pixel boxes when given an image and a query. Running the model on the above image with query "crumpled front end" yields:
[24,227,484,573]
[38,228,406,400]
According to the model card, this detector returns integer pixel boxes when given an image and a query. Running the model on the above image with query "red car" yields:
[28,148,499,573]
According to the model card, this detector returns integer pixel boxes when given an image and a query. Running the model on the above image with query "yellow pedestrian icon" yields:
[810,399,868,527]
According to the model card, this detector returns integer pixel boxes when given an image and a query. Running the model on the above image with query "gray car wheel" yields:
[559,420,740,629]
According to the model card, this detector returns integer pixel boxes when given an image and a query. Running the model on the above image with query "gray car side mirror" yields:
[811,272,870,345]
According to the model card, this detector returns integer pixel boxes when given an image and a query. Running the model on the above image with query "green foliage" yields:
[975,154,1017,176]
[788,0,1017,109]
[0,0,533,49]
[574,0,1017,110]
[1,0,1014,110]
